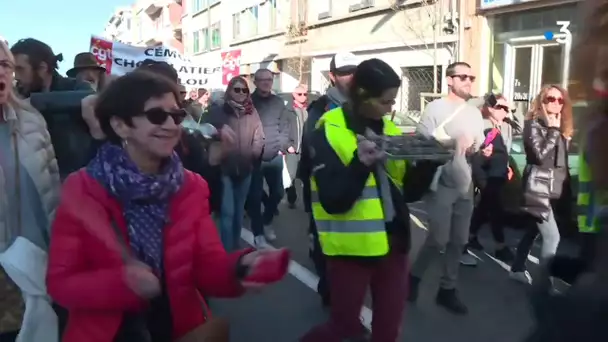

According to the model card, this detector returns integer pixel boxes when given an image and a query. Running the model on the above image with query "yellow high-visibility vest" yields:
[577,151,607,233]
[310,108,407,257]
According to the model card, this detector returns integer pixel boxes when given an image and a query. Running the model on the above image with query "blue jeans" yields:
[247,155,284,237]
[219,174,252,251]
[512,209,561,272]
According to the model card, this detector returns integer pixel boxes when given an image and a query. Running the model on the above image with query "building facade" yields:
[181,0,226,91]
[107,0,497,116]
[103,7,135,44]
[105,0,184,51]
[179,0,476,115]
[476,0,581,112]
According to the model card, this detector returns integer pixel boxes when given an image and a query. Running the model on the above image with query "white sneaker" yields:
[254,236,270,249]
[264,226,277,241]
[510,270,533,284]
[460,252,478,266]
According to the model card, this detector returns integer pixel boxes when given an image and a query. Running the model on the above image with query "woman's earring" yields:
[122,139,129,148]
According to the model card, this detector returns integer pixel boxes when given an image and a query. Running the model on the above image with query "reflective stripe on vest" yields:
[310,107,407,257]
[576,151,608,233]
[577,150,599,233]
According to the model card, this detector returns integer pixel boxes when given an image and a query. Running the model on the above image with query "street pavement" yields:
[208,187,573,342]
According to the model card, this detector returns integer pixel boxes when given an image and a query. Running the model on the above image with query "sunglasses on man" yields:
[450,74,476,82]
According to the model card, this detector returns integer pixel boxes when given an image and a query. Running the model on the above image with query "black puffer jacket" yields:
[521,118,569,221]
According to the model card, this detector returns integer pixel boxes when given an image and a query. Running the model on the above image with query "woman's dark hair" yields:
[349,58,401,105]
[95,70,181,144]
[10,38,61,73]
[137,59,179,84]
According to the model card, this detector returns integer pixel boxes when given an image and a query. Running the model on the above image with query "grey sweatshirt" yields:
[417,97,485,195]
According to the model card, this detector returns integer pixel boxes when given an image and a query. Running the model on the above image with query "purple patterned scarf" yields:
[87,143,184,273]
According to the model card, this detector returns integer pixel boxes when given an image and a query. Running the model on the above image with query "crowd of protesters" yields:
[2,3,608,338]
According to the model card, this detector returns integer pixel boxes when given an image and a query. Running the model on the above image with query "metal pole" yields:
[433,3,438,93]
[458,0,465,61]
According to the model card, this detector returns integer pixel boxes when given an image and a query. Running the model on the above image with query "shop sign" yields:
[480,0,538,10]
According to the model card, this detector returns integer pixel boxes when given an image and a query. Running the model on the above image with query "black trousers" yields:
[0,331,18,342]
[286,185,298,205]
[470,178,507,244]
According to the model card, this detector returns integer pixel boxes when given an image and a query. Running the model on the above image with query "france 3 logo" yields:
[544,21,572,45]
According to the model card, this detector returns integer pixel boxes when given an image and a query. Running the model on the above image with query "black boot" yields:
[408,275,421,302]
[436,288,468,315]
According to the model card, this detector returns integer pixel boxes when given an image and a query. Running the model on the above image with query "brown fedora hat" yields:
[66,52,106,77]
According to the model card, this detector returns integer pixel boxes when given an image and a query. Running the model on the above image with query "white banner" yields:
[89,36,223,88]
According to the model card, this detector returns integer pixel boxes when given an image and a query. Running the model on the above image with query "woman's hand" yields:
[356,134,384,166]
[124,261,161,299]
[481,144,493,157]
[81,94,105,139]
[546,113,561,128]
[208,125,236,165]
[219,125,236,147]
[239,249,290,289]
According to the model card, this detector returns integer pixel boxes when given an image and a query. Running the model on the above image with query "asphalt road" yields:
[208,185,573,342]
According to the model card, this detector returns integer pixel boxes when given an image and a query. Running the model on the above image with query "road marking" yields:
[409,214,427,231]
[408,211,539,265]
[240,228,373,331]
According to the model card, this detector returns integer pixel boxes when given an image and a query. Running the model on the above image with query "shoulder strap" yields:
[435,102,467,132]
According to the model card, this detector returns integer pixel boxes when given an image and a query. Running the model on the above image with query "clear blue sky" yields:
[0,0,129,75]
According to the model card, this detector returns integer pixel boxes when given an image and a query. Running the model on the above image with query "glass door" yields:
[503,41,567,119]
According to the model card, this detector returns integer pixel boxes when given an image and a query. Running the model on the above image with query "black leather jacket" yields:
[521,118,569,220]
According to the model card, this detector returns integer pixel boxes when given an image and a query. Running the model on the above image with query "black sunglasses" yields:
[233,87,249,94]
[141,108,187,125]
[450,74,476,82]
[494,104,510,112]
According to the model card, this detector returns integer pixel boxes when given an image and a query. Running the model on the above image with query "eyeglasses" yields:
[494,105,509,112]
[295,93,307,96]
[233,87,249,94]
[544,96,564,105]
[450,74,476,82]
[255,78,273,82]
[141,108,187,125]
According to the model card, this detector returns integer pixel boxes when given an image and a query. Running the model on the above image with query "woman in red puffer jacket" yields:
[46,70,287,342]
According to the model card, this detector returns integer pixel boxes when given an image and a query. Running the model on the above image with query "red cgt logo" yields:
[90,38,113,74]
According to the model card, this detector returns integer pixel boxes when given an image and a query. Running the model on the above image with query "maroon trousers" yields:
[301,251,408,342]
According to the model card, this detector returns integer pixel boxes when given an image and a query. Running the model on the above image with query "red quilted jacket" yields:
[47,169,249,342]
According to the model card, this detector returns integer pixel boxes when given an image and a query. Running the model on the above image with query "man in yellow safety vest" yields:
[300,58,442,342]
